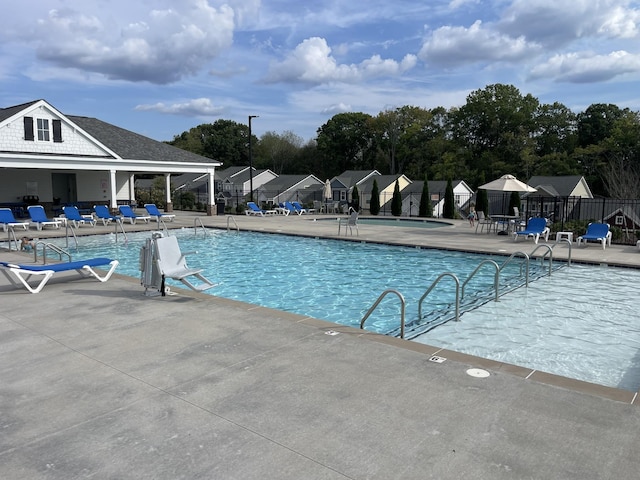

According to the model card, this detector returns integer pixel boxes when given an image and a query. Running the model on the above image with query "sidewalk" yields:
[1,213,639,479]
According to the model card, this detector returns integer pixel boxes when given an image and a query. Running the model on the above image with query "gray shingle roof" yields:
[69,115,218,164]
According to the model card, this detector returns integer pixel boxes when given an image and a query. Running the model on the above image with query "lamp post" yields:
[248,115,259,203]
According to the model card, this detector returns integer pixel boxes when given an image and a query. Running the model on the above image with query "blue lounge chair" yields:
[284,201,303,215]
[63,206,96,228]
[246,202,276,216]
[577,223,611,249]
[0,258,119,294]
[144,204,175,222]
[513,217,549,244]
[292,201,314,214]
[94,205,123,226]
[118,205,150,225]
[0,207,29,232]
[27,205,61,230]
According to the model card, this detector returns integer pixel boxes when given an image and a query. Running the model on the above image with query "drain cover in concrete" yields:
[466,368,490,378]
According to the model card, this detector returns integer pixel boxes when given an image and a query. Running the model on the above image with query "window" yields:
[37,118,50,141]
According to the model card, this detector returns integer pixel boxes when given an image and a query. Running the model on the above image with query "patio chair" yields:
[513,217,549,244]
[154,235,216,293]
[144,204,175,222]
[338,209,359,236]
[0,257,118,294]
[27,205,61,230]
[118,205,150,225]
[474,211,494,234]
[62,206,96,228]
[0,207,29,232]
[577,223,611,250]
[293,201,314,214]
[93,205,123,226]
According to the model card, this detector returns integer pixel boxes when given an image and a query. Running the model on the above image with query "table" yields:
[555,231,573,243]
[489,215,520,235]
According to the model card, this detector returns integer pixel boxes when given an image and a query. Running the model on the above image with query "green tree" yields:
[443,178,455,219]
[256,130,304,174]
[419,174,432,217]
[316,112,375,176]
[370,179,380,215]
[351,185,360,212]
[391,180,402,216]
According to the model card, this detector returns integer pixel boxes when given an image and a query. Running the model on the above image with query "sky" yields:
[2,0,640,144]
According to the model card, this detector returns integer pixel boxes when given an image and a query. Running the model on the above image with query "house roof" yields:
[69,115,216,164]
[527,175,588,197]
[333,170,380,188]
[261,174,322,193]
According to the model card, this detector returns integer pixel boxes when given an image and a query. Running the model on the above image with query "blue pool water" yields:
[50,229,640,391]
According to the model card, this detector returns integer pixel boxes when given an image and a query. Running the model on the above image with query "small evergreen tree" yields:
[443,178,455,219]
[351,185,360,212]
[419,174,432,218]
[369,179,380,215]
[391,180,402,216]
[475,172,489,216]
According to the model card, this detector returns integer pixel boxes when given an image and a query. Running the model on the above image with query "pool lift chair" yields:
[140,233,216,296]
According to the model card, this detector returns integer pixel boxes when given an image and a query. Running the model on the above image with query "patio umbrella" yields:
[323,179,332,212]
[478,174,536,193]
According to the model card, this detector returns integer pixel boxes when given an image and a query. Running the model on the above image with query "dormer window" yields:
[24,117,62,142]
[37,118,50,141]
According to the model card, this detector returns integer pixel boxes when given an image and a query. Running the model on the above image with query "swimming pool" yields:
[49,229,639,391]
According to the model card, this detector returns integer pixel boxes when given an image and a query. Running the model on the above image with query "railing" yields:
[418,273,460,323]
[35,241,72,264]
[193,217,207,236]
[461,260,500,302]
[226,215,239,232]
[361,289,406,339]
[5,225,20,251]
[529,244,554,275]
[499,251,530,287]
[114,219,128,243]
[63,221,79,250]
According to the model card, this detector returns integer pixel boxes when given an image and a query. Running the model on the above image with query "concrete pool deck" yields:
[1,212,639,479]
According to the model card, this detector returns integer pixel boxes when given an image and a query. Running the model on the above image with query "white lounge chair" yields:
[144,204,176,222]
[0,258,118,294]
[577,223,612,249]
[27,205,61,230]
[154,235,216,293]
[62,206,96,228]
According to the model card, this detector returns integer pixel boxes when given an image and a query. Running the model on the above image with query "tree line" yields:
[168,83,640,199]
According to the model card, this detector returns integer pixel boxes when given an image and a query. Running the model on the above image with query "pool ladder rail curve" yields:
[361,243,565,339]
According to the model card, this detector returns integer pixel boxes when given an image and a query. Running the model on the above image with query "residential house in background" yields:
[357,174,412,215]
[258,174,323,206]
[330,170,381,204]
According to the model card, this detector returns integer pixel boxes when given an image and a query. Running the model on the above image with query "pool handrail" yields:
[193,217,207,236]
[461,260,500,302]
[553,238,572,266]
[529,244,554,275]
[361,289,406,339]
[418,272,460,323]
[500,251,530,287]
[226,215,239,232]
[35,241,72,264]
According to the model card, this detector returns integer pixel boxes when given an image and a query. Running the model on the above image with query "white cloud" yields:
[529,50,640,83]
[135,98,225,116]
[419,20,539,67]
[32,0,236,84]
[265,37,417,84]
[321,103,352,114]
[499,0,640,46]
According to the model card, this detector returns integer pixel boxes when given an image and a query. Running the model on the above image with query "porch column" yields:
[207,171,215,216]
[129,173,136,207]
[164,174,173,212]
[109,169,117,210]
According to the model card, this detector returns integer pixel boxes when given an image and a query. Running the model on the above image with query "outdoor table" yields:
[489,214,519,235]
